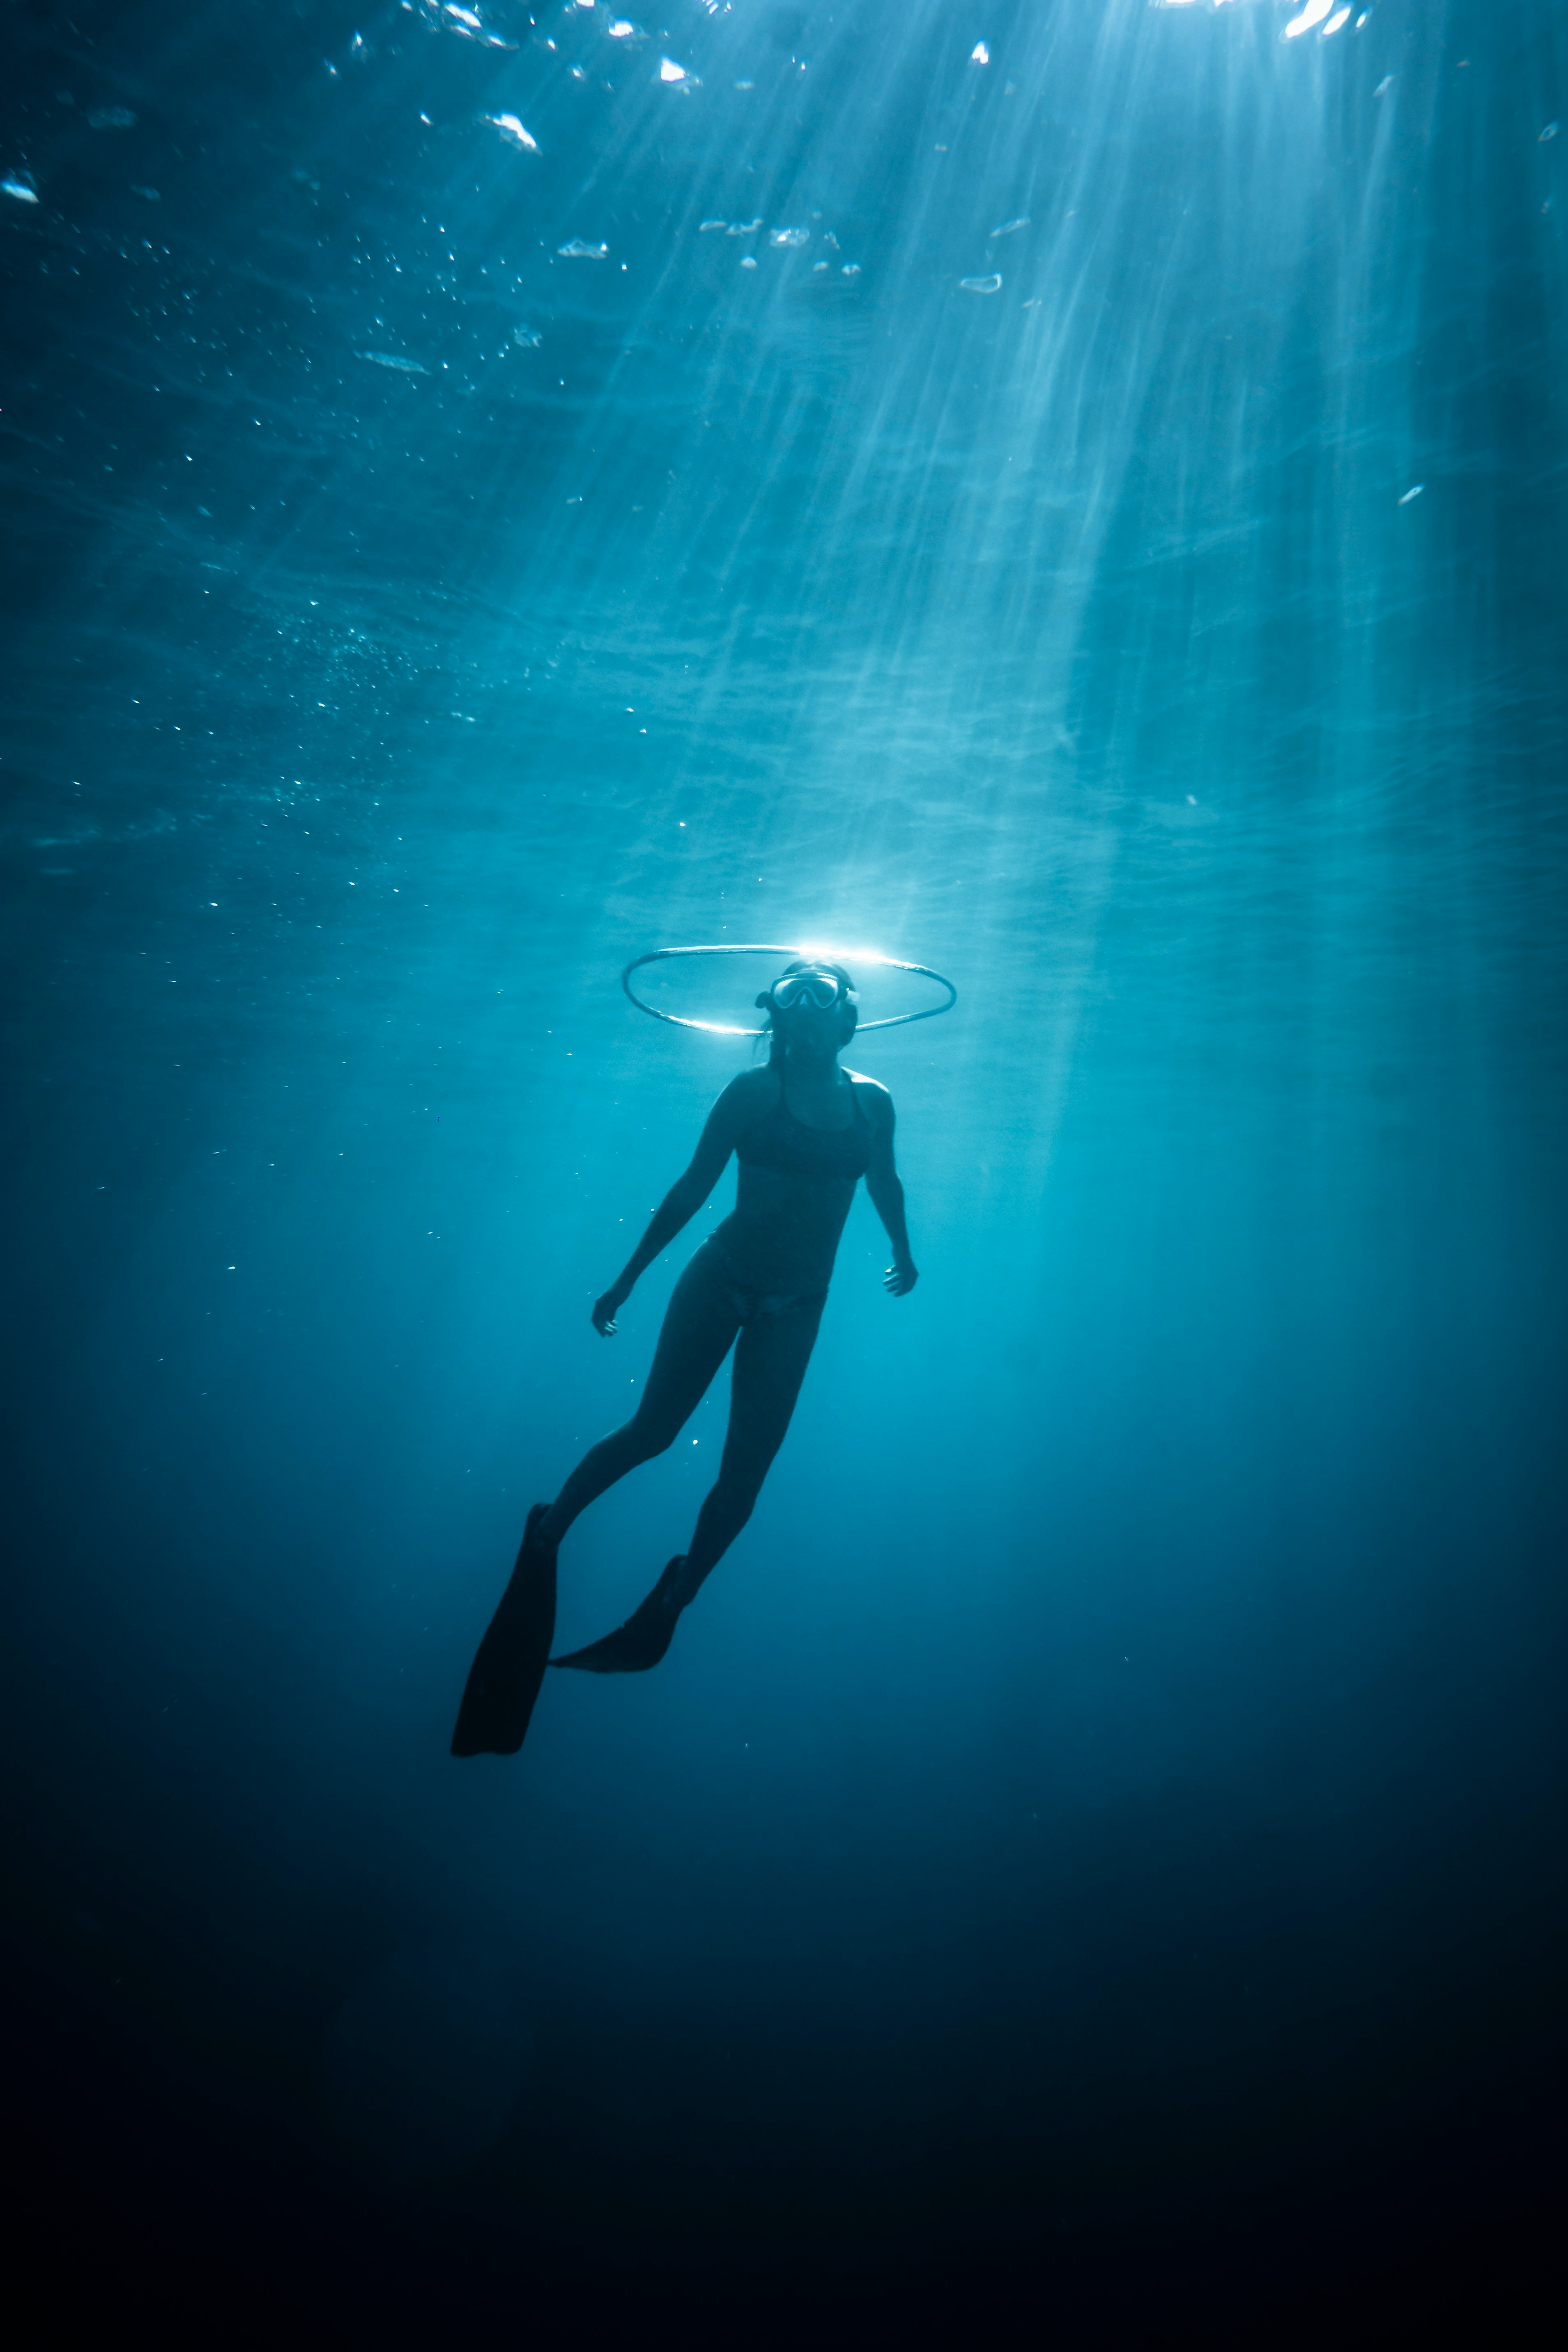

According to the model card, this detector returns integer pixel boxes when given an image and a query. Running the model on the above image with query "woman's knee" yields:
[625,1409,682,1461]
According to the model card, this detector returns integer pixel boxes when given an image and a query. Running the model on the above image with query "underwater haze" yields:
[4,0,1566,2338]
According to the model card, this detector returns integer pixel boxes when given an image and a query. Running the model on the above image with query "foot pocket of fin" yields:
[551,1557,685,1675]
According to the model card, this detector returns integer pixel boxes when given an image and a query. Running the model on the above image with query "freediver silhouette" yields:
[451,959,920,1757]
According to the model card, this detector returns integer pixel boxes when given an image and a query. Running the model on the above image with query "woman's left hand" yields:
[883,1261,918,1297]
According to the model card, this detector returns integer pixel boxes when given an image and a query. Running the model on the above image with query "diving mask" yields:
[759,970,852,1013]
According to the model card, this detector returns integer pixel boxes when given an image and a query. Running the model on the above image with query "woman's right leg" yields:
[453,1248,736,1753]
[537,1242,740,1547]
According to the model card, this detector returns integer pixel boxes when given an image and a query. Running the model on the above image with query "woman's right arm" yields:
[592,1074,765,1335]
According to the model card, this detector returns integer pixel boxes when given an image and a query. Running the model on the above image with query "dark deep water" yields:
[3,0,1566,2339]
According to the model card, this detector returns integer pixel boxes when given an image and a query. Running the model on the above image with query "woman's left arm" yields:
[862,1086,918,1297]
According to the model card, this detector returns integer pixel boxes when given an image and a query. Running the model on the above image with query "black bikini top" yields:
[736,1078,874,1184]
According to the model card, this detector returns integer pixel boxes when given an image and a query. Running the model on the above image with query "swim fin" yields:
[551,1557,685,1674]
[451,1504,558,1756]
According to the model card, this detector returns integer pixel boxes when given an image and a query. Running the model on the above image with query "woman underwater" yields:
[452,959,918,1757]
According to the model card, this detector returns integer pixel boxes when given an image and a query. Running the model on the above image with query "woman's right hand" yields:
[592,1283,630,1337]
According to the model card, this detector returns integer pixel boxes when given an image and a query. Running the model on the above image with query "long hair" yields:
[757,959,858,1068]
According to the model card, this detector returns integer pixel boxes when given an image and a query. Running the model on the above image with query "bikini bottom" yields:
[703,1236,828,1327]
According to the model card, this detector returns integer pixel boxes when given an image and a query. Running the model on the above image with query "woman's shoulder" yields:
[724,1065,782,1102]
[716,1066,783,1123]
[842,1069,894,1124]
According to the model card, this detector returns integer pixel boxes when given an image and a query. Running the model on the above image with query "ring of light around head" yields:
[621,944,958,1035]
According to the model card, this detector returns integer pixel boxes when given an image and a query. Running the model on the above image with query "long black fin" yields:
[451,1505,559,1756]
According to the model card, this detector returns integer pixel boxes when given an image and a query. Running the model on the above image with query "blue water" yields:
[4,0,1565,2337]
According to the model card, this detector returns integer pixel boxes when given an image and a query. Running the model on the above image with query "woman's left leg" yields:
[676,1294,825,1601]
